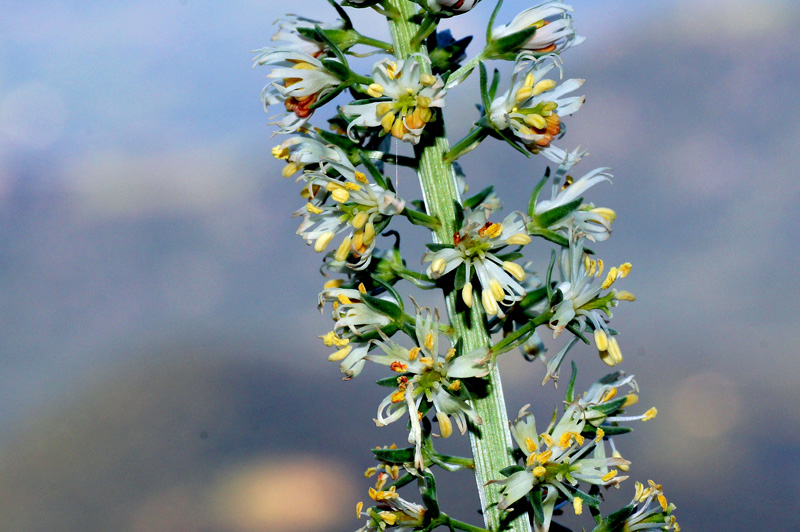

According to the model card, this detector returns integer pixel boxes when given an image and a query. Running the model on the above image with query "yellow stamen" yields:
[532,466,547,478]
[292,62,317,70]
[506,233,531,246]
[306,202,323,214]
[592,206,617,223]
[324,279,344,290]
[334,236,352,262]
[337,294,352,305]
[573,496,583,515]
[524,73,535,88]
[272,144,289,159]
[420,73,436,86]
[367,83,385,98]
[390,390,406,403]
[540,433,555,448]
[358,282,367,294]
[524,113,547,129]
[600,387,617,403]
[331,188,350,203]
[448,379,461,392]
[391,117,406,139]
[385,61,398,79]
[535,450,552,464]
[364,467,377,478]
[356,501,364,518]
[444,347,456,362]
[525,437,537,453]
[329,345,353,361]
[424,332,435,350]
[489,279,505,302]
[462,281,474,308]
[657,493,668,511]
[643,407,658,421]
[344,182,361,191]
[352,211,369,229]
[364,222,375,245]
[407,347,420,360]
[418,356,434,367]
[482,289,499,316]
[483,222,503,239]
[608,337,623,365]
[376,102,392,116]
[595,428,605,442]
[354,171,368,183]
[503,261,526,282]
[602,267,619,289]
[515,87,533,103]
[618,262,632,278]
[314,231,335,252]
[436,411,453,438]
[381,111,396,133]
[532,79,557,96]
[379,512,397,525]
[615,290,636,302]
[601,470,618,482]
[594,329,609,352]
[613,449,629,472]
[319,331,349,347]
[623,393,638,406]
[281,161,300,177]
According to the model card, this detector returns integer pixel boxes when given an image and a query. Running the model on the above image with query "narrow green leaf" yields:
[565,360,578,403]
[320,58,352,80]
[479,62,492,114]
[454,263,467,290]
[426,243,454,251]
[376,374,410,387]
[464,185,494,210]
[358,151,388,189]
[489,26,538,57]
[421,472,440,518]
[372,446,416,463]
[325,0,353,29]
[528,226,570,248]
[361,293,403,320]
[545,249,556,301]
[404,209,441,229]
[499,465,525,477]
[530,489,545,524]
[489,68,501,100]
[590,397,627,416]
[536,197,583,228]
[316,128,357,150]
[486,0,504,42]
[453,200,465,228]
[598,425,632,436]
[314,24,347,63]
[527,166,550,218]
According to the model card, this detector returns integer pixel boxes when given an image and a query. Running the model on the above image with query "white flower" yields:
[531,166,614,241]
[621,480,680,532]
[271,134,349,177]
[493,404,628,525]
[254,49,343,133]
[369,307,489,468]
[489,54,584,152]
[342,57,445,144]
[423,209,530,318]
[270,15,345,56]
[491,2,584,55]
[297,158,405,269]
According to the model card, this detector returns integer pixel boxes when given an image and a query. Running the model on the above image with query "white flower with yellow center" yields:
[423,209,530,318]
[549,231,634,367]
[254,48,343,133]
[490,2,584,55]
[297,158,405,269]
[531,165,614,241]
[342,57,446,144]
[489,54,584,162]
[271,134,348,177]
[493,404,628,528]
[270,15,345,56]
[369,308,489,468]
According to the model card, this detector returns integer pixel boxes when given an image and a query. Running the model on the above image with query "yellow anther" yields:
[418,106,433,123]
[352,211,369,229]
[281,161,300,177]
[489,279,505,302]
[320,331,349,347]
[448,379,461,392]
[595,259,605,277]
[525,437,537,453]
[387,464,399,479]
[515,87,533,103]
[381,111,396,132]
[600,387,617,403]
[329,345,353,361]
[424,332,435,351]
[503,261,526,282]
[634,482,644,501]
[573,496,583,515]
[364,467,377,478]
[417,95,432,108]
[323,278,343,290]
[613,449,629,472]
[540,433,555,448]
[356,501,364,518]
[379,512,397,525]
[594,329,609,352]
[658,493,668,511]
[618,262,632,278]
[536,450,552,464]
[482,289,499,316]
[326,181,344,191]
[306,202,323,214]
[601,469,618,483]
[376,473,388,490]
[623,393,638,407]
[483,222,503,239]
[541,101,559,113]
[608,337,623,365]
[592,207,617,223]
[431,257,447,275]
[643,407,658,421]
[391,117,406,139]
[524,113,547,129]
[344,182,361,191]
[364,222,375,245]
[532,79,557,96]
[385,62,398,79]
[358,282,367,293]
[436,411,453,438]
[390,390,406,403]
[524,73,535,88]
[420,73,436,86]
[376,102,392,116]
[334,236,352,262]
[595,428,605,442]
[615,290,636,302]
[444,347,456,362]
[506,233,531,246]
[272,145,290,160]
[602,267,619,290]
[462,281,474,308]
[526,453,537,467]
[331,188,350,203]
[352,231,365,253]
[408,347,420,360]
[292,61,317,70]
[337,293,352,305]
[367,83,385,98]
[354,171,369,183]
[314,231,335,252]
[532,466,547,478]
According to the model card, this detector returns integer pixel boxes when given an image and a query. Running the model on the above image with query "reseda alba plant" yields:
[256,1,679,531]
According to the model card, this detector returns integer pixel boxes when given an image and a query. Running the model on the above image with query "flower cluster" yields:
[255,1,676,531]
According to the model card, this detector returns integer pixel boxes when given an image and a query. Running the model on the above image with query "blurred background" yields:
[1,0,799,530]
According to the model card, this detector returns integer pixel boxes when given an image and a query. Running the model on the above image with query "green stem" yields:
[490,312,553,356]
[446,516,491,532]
[444,126,490,164]
[355,33,395,53]
[384,2,531,532]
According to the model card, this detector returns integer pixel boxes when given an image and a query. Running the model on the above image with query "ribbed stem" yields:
[385,3,530,531]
